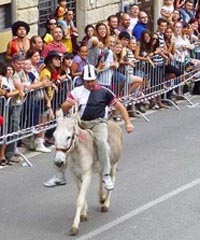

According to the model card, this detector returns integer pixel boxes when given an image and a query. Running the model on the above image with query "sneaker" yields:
[35,144,51,153]
[152,104,159,110]
[43,175,66,187]
[102,174,114,191]
[34,138,51,153]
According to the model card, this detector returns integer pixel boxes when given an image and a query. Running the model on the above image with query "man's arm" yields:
[61,99,75,113]
[113,101,134,133]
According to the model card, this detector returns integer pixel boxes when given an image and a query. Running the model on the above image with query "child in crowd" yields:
[160,0,174,20]
[55,0,68,26]
[118,32,143,98]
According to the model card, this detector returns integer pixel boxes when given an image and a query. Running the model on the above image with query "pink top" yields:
[41,41,66,58]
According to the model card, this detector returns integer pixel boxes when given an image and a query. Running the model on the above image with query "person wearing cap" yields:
[43,64,134,190]
[40,51,63,118]
[6,21,30,62]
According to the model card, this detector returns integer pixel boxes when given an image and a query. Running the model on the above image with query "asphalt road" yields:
[1,96,200,240]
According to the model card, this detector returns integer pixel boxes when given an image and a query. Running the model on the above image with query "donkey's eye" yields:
[66,136,71,141]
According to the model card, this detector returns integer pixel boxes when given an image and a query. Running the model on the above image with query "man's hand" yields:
[125,123,134,133]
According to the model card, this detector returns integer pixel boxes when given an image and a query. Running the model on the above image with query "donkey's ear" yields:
[71,112,80,123]
[56,108,64,120]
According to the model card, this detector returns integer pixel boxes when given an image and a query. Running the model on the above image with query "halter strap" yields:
[55,128,77,153]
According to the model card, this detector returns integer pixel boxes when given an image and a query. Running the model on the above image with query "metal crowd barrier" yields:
[1,79,71,167]
[97,55,200,121]
[1,56,200,167]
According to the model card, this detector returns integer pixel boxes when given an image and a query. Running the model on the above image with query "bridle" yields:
[55,126,77,154]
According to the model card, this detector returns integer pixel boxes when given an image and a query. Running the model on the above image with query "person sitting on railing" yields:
[96,35,119,88]
[112,39,127,97]
[118,32,145,113]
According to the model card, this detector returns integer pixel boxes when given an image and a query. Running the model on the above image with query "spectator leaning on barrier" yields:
[43,64,134,189]
[1,58,25,163]
[0,64,23,166]
[41,26,67,58]
[26,49,45,74]
[6,21,30,62]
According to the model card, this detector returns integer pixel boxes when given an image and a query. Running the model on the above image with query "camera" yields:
[2,85,11,92]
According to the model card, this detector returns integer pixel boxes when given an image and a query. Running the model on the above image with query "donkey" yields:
[54,109,123,235]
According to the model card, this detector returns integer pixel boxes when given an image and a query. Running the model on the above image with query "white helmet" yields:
[82,64,97,81]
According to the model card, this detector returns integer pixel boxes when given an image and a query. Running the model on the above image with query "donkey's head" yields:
[53,109,79,168]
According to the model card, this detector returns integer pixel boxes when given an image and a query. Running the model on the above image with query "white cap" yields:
[82,64,97,81]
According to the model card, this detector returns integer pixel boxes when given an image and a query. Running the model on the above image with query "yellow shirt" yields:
[43,33,53,45]
[40,68,54,99]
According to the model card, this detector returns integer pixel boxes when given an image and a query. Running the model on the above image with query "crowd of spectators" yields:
[0,0,200,167]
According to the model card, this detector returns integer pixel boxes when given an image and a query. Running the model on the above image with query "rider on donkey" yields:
[44,64,134,190]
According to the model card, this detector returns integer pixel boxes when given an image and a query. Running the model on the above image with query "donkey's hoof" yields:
[99,196,106,204]
[69,226,79,236]
[101,206,109,212]
[80,214,88,222]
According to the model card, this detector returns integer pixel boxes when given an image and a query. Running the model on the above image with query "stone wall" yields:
[14,0,39,37]
[76,0,122,40]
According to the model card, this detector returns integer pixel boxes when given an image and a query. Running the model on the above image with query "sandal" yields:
[0,159,6,166]
[6,160,13,166]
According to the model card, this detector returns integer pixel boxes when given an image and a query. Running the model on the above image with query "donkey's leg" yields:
[70,170,92,236]
[98,173,106,204]
[74,177,88,222]
[101,163,117,212]
[80,200,88,222]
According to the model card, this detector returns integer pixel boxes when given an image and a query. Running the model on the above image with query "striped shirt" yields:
[67,84,117,120]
